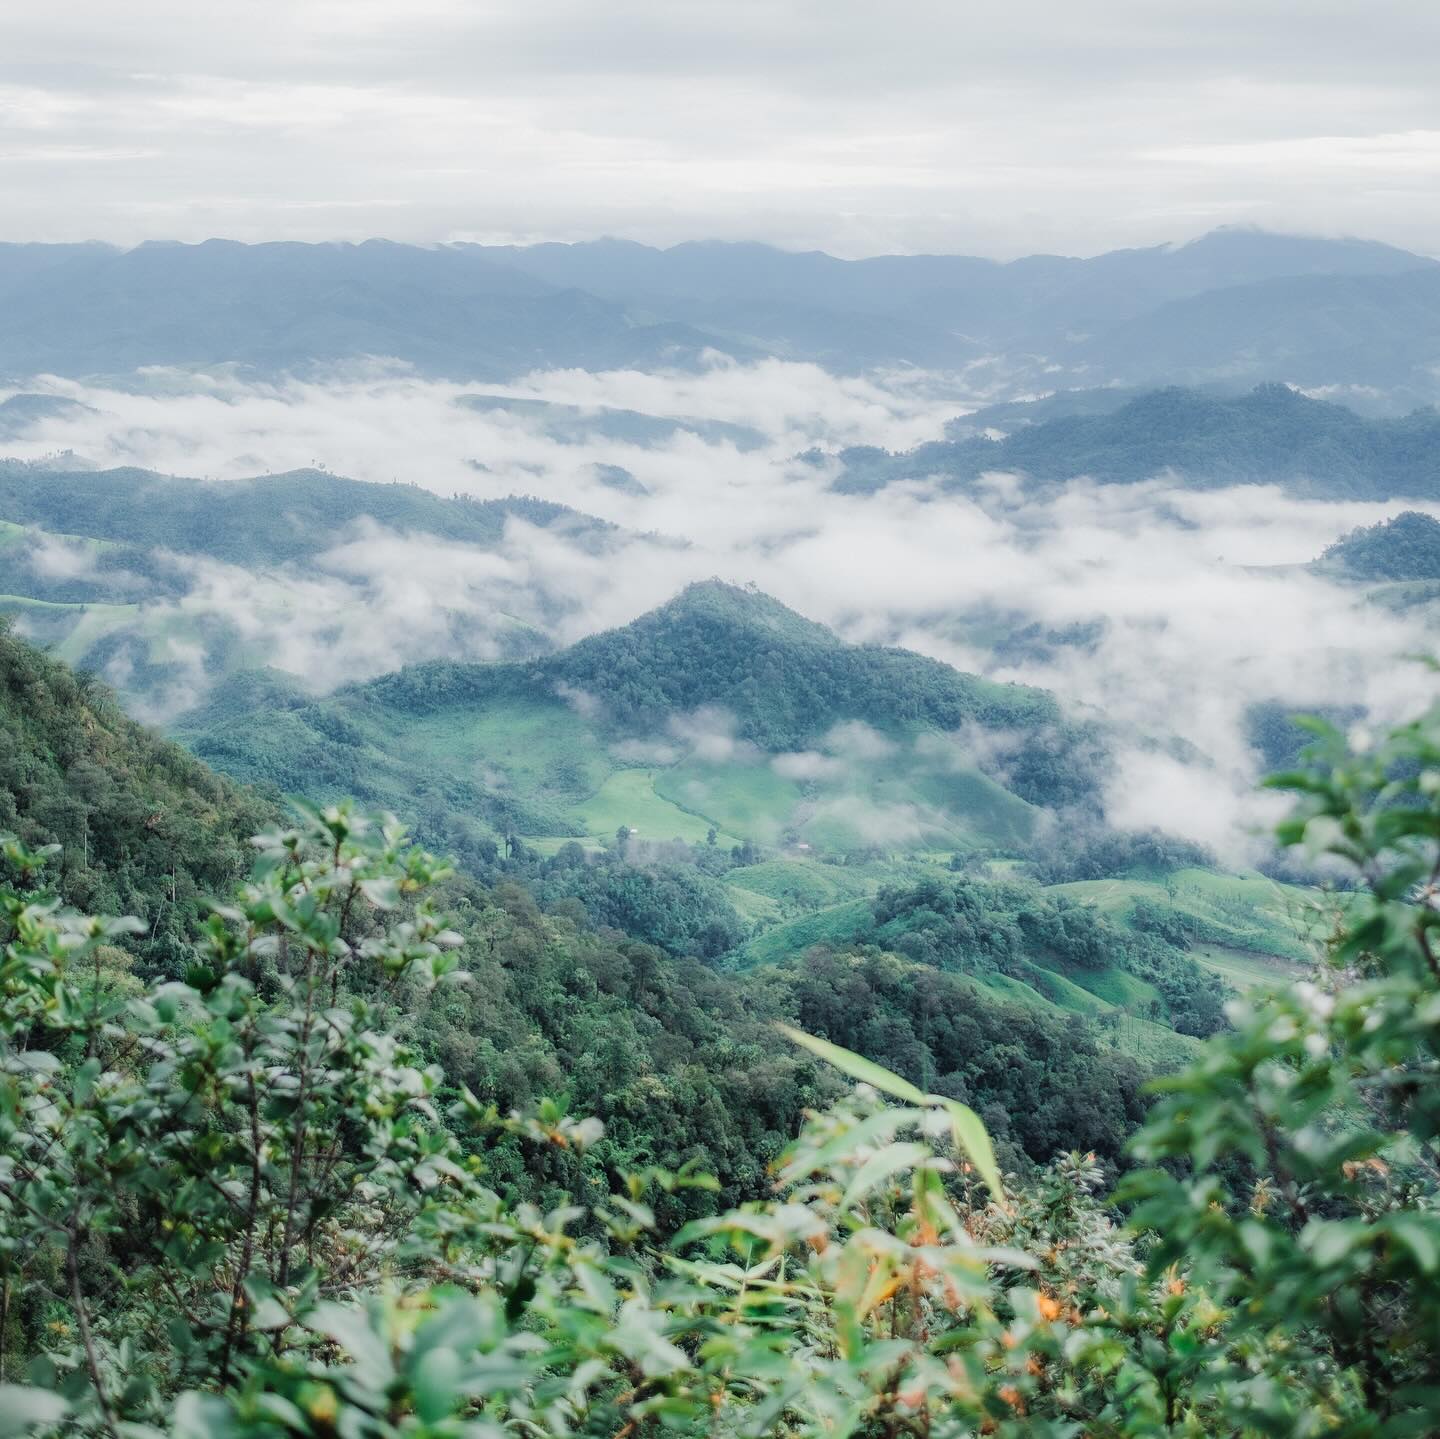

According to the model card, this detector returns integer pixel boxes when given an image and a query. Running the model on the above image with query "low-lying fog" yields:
[5,359,1437,861]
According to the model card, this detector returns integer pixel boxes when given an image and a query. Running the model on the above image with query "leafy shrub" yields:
[5,688,1440,1436]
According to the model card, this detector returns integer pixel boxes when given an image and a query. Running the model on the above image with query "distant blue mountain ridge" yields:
[0,229,1434,401]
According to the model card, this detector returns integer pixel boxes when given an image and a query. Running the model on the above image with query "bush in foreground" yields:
[2,693,1439,1436]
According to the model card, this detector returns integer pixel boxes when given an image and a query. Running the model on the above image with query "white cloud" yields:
[807,795,926,847]
[0,4,1436,255]
[666,708,761,765]
[772,750,846,782]
[554,679,601,718]
[28,530,97,580]
[6,363,1440,859]
[1103,747,1291,857]
[822,722,897,762]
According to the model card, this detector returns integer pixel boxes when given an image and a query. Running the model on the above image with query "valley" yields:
[2,216,1437,1437]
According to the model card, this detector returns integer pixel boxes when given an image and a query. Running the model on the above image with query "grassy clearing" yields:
[738,902,1212,1077]
[948,964,1201,1070]
[576,768,742,847]
[1112,1018,1205,1069]
[0,521,117,554]
[724,885,785,925]
[731,899,873,968]
[1049,867,1324,963]
[654,759,800,842]
[397,700,613,806]
[1038,957,1161,1012]
[0,595,145,666]
[1192,943,1308,989]
[1012,960,1113,1017]
[726,859,851,908]
[985,959,1201,1063]
[725,857,887,928]
[653,742,1042,856]
[903,763,1038,847]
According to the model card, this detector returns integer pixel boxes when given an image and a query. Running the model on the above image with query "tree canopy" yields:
[4,685,1440,1435]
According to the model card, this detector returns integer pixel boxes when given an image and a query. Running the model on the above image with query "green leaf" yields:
[775,1026,1004,1198]
[1387,1215,1440,1275]
[775,1024,928,1106]
[411,1346,462,1424]
[1303,1219,1367,1269]
[308,1302,395,1385]
[936,1098,1004,1200]
[248,1297,291,1331]
[359,877,400,909]
[172,1391,237,1439]
[841,1141,932,1209]
[0,1387,68,1438]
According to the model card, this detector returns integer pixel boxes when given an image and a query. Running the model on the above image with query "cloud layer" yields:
[0,2,1437,256]
[5,361,1438,859]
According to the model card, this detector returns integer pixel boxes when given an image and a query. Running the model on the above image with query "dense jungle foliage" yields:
[866,877,1228,1038]
[0,628,1191,1208]
[353,578,1058,750]
[4,681,1440,1436]
[0,622,274,970]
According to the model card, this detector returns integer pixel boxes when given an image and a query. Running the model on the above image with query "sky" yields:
[1,1,1437,258]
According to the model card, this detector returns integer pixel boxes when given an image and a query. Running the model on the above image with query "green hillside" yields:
[165,579,1293,1084]
[7,525,1439,1439]
[0,619,1166,1187]
[1048,865,1326,965]
[0,460,613,571]
[0,465,620,705]
[0,582,1272,1103]
[0,618,275,973]
[729,870,1229,1053]
[358,578,1074,757]
[177,581,1088,871]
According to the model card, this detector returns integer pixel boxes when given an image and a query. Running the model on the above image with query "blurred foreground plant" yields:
[1121,695,1440,1435]
[5,688,1440,1438]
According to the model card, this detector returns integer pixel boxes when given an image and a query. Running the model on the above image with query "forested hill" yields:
[830,384,1440,498]
[169,583,1102,877]
[0,617,1163,1190]
[371,580,1069,754]
[178,581,1096,863]
[0,620,274,972]
[8,535,1440,1439]
[1315,510,1440,582]
[0,461,611,571]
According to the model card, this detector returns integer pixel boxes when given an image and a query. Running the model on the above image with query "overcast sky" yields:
[1,1,1436,258]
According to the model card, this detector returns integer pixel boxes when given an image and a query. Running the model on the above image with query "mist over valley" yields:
[4,7,1440,1426]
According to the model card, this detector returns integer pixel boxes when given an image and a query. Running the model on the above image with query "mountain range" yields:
[4,203,1434,1428]
[4,380,1439,734]
[0,463,616,696]
[1,228,1436,402]
[828,384,1440,499]
[0,460,609,575]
